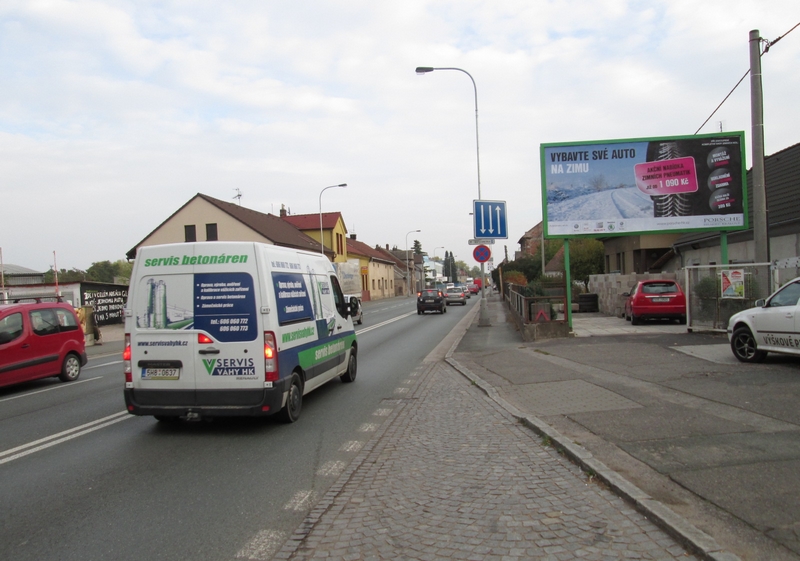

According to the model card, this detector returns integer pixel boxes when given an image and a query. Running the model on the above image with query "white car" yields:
[727,276,800,362]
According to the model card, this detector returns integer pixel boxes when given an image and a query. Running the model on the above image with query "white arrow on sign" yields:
[480,204,497,234]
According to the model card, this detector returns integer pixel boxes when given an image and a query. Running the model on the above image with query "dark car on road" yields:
[417,289,446,314]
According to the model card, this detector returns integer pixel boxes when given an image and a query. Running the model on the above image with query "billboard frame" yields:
[540,131,748,239]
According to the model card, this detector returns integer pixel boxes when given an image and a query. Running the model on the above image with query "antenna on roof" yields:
[233,188,243,205]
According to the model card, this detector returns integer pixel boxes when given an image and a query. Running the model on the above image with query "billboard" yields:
[541,132,748,238]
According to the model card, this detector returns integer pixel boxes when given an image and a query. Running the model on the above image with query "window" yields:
[0,313,23,345]
[184,225,197,242]
[30,309,59,336]
[206,223,218,241]
[768,281,800,307]
[55,309,79,331]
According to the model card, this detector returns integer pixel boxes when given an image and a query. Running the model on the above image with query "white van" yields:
[123,242,358,423]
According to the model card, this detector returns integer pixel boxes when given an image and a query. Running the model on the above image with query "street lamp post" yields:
[415,66,490,325]
[319,183,347,255]
[406,229,421,297]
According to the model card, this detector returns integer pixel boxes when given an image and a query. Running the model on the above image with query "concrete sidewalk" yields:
[449,294,800,561]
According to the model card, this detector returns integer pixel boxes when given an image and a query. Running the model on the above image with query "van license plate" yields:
[142,368,180,380]
[652,297,670,303]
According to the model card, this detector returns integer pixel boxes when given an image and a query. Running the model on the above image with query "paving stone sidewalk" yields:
[274,360,698,560]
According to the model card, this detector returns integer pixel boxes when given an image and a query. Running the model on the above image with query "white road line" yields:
[284,490,316,511]
[340,440,363,453]
[236,529,287,560]
[0,376,104,403]
[0,410,131,465]
[85,360,122,370]
[356,311,416,334]
[316,460,346,478]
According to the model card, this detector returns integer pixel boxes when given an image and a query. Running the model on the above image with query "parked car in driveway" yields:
[417,289,446,314]
[623,280,686,325]
[727,276,800,363]
[445,287,467,306]
[0,299,87,388]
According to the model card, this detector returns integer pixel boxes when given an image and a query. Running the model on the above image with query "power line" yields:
[694,22,799,135]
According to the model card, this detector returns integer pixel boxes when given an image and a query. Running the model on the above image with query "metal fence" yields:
[685,264,773,331]
[506,284,568,324]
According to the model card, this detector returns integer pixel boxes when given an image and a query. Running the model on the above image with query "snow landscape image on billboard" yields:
[541,134,746,237]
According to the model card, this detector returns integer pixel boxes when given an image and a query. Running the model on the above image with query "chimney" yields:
[280,204,287,218]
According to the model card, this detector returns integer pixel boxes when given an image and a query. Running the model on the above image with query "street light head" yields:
[338,183,347,187]
[415,67,434,74]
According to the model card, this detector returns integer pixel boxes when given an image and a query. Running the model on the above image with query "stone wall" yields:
[588,272,678,317]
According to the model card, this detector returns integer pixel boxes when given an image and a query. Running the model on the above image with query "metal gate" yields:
[685,264,773,331]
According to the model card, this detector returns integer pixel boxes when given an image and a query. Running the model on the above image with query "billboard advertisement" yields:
[541,132,747,238]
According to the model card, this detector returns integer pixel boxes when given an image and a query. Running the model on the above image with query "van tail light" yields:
[123,334,132,384]
[264,331,279,383]
[198,333,213,344]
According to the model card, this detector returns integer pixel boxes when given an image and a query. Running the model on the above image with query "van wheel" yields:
[340,350,357,383]
[59,354,82,382]
[278,373,303,423]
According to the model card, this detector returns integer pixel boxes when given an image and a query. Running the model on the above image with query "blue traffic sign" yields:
[473,200,507,239]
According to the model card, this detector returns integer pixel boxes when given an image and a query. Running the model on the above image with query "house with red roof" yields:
[126,193,333,260]
[280,207,349,263]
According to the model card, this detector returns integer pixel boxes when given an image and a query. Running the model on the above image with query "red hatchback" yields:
[624,280,686,325]
[0,300,87,388]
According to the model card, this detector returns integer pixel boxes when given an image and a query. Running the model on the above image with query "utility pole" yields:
[750,29,769,264]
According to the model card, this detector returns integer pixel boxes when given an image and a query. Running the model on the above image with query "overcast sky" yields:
[1,0,798,273]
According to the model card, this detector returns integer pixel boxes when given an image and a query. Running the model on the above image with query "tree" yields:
[569,238,605,289]
[86,260,117,283]
[413,240,422,254]
[44,268,86,283]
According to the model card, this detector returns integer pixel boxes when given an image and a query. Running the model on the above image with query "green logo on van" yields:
[143,254,248,267]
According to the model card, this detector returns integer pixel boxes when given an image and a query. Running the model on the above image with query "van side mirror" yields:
[755,299,766,307]
[348,297,359,316]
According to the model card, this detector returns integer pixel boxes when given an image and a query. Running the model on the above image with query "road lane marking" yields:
[0,376,104,403]
[356,311,416,334]
[236,529,287,560]
[358,423,379,432]
[317,460,346,477]
[284,490,316,511]
[340,440,363,453]
[85,360,122,370]
[0,411,131,465]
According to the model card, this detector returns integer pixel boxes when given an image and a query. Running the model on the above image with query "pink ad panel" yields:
[634,156,698,195]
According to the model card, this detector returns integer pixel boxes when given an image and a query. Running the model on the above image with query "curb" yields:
[444,313,741,561]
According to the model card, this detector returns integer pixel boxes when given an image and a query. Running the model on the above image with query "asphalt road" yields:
[0,295,479,561]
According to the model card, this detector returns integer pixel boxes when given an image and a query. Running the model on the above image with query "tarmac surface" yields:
[90,295,800,560]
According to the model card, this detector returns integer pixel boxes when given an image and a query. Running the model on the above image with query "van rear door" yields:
[129,243,262,405]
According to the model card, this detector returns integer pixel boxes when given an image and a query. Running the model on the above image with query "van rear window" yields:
[136,272,257,342]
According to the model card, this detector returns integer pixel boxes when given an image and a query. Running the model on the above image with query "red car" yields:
[0,299,87,388]
[624,280,686,325]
